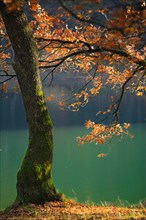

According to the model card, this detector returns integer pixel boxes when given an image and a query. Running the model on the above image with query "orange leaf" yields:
[97,153,106,158]
[3,82,8,93]
[29,0,38,10]
[46,94,54,101]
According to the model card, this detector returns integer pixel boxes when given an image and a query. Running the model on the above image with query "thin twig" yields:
[112,66,140,120]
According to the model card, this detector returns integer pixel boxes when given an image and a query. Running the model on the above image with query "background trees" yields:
[0,0,145,205]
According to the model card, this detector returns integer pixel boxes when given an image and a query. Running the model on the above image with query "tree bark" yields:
[0,2,62,204]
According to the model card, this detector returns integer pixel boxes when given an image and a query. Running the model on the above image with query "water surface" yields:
[0,124,145,210]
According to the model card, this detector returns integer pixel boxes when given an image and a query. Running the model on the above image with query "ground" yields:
[0,200,146,220]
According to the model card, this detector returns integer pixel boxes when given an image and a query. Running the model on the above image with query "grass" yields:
[0,200,146,220]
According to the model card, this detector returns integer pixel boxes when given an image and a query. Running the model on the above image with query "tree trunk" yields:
[0,3,62,204]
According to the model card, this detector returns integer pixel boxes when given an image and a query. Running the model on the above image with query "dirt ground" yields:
[0,200,146,220]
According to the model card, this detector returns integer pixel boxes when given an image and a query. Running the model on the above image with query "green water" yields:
[0,124,146,210]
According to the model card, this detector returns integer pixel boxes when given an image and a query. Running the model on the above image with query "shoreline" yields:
[0,200,146,220]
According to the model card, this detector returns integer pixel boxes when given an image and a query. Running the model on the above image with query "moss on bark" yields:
[16,132,60,204]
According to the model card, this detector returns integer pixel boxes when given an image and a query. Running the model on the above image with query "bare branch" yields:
[0,70,16,84]
[112,66,140,121]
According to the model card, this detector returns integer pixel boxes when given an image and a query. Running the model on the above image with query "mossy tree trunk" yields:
[0,3,62,204]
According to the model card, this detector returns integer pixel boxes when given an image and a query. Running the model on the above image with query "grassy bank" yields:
[0,200,146,220]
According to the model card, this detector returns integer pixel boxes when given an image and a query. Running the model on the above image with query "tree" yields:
[0,0,145,206]
[0,0,63,205]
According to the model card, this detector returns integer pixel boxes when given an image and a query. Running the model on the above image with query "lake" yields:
[0,124,146,210]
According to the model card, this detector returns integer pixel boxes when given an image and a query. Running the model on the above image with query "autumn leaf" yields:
[123,123,130,129]
[2,0,24,12]
[3,82,8,93]
[96,111,101,115]
[136,91,143,96]
[97,153,106,158]
[46,94,54,102]
[29,0,38,10]
[85,120,95,129]
[73,4,83,10]
[45,47,52,53]
[58,100,65,107]
[3,0,12,3]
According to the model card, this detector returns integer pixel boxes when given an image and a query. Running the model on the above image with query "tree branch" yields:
[112,66,140,121]
[0,70,16,84]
